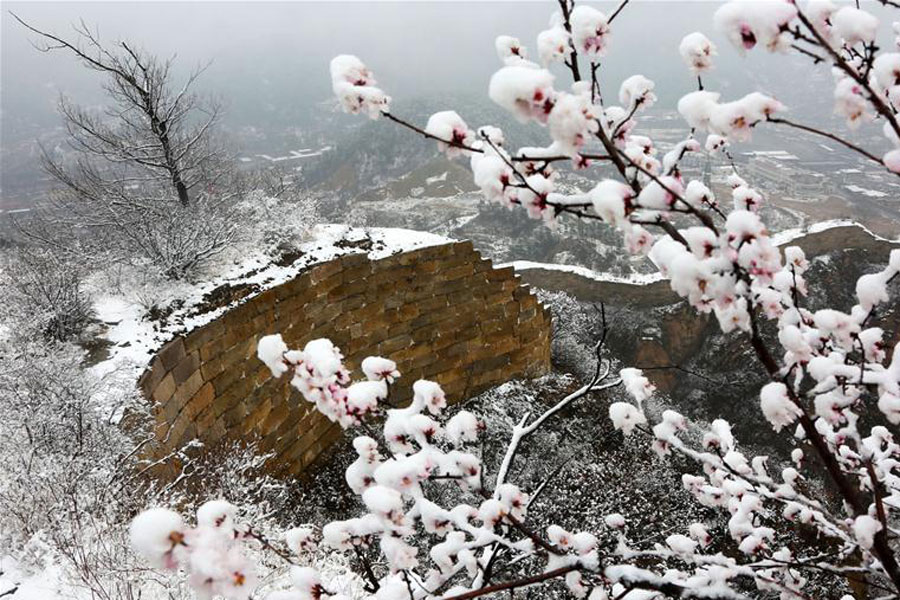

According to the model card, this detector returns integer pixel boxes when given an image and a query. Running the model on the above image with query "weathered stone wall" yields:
[139,241,551,477]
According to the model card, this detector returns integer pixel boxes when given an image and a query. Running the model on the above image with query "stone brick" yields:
[173,371,204,409]
[158,338,186,371]
[152,373,176,405]
[222,402,247,428]
[487,266,515,281]
[138,358,164,396]
[171,351,200,385]
[188,382,215,419]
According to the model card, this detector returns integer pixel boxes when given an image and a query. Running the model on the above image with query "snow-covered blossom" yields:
[197,500,238,531]
[570,5,610,59]
[872,53,900,108]
[413,379,447,415]
[285,527,318,556]
[689,523,712,547]
[619,75,656,111]
[604,513,626,530]
[832,7,879,45]
[425,111,475,158]
[637,176,682,211]
[679,32,717,73]
[446,410,481,445]
[856,272,890,311]
[489,66,556,123]
[834,77,869,128]
[495,35,526,61]
[666,534,698,555]
[537,26,570,65]
[590,179,634,226]
[130,508,186,569]
[713,1,797,53]
[131,505,255,599]
[885,150,900,173]
[710,93,783,141]
[362,356,400,383]
[620,368,655,403]
[684,180,715,210]
[678,90,721,130]
[548,92,600,156]
[705,134,728,152]
[609,402,647,434]
[519,173,556,221]
[853,515,883,550]
[290,566,326,599]
[760,382,802,432]
[330,55,390,118]
[257,334,288,377]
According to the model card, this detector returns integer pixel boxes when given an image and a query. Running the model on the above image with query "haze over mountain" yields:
[4,1,900,210]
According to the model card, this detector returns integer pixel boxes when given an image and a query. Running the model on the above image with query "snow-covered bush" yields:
[0,337,309,599]
[1,247,92,342]
[235,190,320,262]
[537,290,609,379]
[132,1,900,598]
[0,343,158,598]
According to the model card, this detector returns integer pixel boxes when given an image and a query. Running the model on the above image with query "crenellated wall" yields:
[138,241,551,477]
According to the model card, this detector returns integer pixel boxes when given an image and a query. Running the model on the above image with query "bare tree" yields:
[12,14,220,207]
[11,14,240,279]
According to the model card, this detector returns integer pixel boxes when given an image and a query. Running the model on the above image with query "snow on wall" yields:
[506,220,899,289]
[137,237,551,479]
[92,225,450,383]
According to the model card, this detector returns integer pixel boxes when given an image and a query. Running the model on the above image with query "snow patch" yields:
[770,219,898,246]
[425,171,449,185]
[501,261,665,285]
[845,184,887,198]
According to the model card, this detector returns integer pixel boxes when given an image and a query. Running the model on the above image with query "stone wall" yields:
[139,241,551,477]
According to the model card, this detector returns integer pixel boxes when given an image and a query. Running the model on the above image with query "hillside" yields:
[518,223,900,448]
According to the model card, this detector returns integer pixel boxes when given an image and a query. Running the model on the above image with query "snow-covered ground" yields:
[0,556,67,600]
[845,184,888,198]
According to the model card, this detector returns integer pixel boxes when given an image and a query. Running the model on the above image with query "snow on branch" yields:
[130,1,900,598]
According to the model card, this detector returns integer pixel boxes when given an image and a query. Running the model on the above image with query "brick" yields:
[171,351,200,385]
[138,358,166,396]
[188,382,215,419]
[174,371,204,406]
[158,338,186,371]
[222,403,247,428]
[152,373,176,405]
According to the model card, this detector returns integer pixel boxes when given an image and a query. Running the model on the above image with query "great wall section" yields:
[137,240,552,478]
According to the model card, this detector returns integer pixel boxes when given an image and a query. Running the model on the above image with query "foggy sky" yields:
[2,2,897,153]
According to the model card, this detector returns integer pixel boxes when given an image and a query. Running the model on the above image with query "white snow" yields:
[845,184,887,197]
[425,172,449,185]
[743,150,799,161]
[0,556,69,600]
[770,219,898,246]
[501,260,665,286]
[254,147,330,162]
